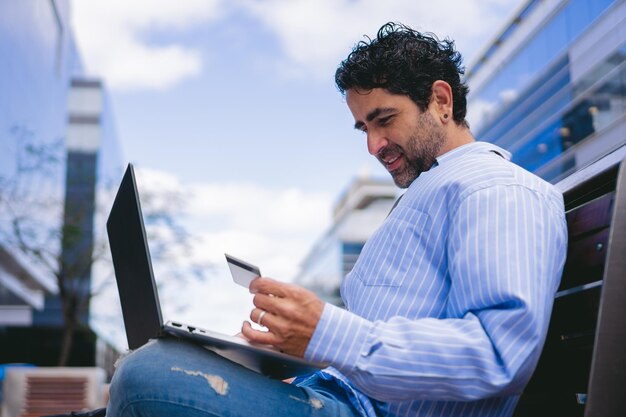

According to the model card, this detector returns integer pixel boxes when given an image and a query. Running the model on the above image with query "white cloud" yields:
[70,0,222,91]
[187,183,331,236]
[70,0,522,89]
[131,167,333,283]
[239,0,523,80]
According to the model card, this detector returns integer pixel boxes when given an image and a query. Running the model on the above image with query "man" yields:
[107,23,567,417]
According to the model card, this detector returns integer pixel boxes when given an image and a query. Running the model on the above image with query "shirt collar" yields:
[434,141,511,166]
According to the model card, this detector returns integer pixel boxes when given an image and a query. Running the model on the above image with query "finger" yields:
[249,277,288,297]
[234,332,252,342]
[254,309,283,331]
[252,294,293,314]
[241,321,280,346]
[253,291,306,319]
[250,308,270,327]
[246,275,262,291]
[246,311,292,339]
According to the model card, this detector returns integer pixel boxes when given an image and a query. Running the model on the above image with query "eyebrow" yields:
[353,107,396,130]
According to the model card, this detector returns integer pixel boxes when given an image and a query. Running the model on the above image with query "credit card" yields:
[225,253,261,288]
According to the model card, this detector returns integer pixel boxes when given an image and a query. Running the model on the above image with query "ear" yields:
[430,80,453,124]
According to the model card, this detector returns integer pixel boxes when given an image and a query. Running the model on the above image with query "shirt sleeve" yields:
[304,184,567,403]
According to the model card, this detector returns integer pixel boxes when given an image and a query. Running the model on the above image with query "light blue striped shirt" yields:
[301,142,567,417]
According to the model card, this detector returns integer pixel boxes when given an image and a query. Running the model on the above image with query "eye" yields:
[378,115,393,126]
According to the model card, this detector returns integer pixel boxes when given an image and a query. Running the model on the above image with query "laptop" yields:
[106,163,325,379]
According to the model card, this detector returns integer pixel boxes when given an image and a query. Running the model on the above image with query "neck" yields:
[439,124,475,156]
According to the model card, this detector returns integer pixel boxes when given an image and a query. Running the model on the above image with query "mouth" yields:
[381,154,403,173]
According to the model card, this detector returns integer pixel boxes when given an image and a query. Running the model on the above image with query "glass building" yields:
[466,0,626,182]
[0,0,122,370]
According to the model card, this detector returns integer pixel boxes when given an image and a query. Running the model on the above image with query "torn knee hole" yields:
[171,366,229,395]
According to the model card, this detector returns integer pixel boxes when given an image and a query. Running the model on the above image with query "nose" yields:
[367,131,388,156]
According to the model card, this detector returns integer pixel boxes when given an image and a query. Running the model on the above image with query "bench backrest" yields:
[513,149,626,417]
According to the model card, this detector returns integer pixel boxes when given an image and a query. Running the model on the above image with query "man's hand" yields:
[241,277,324,358]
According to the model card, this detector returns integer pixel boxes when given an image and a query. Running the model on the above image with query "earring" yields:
[443,114,449,119]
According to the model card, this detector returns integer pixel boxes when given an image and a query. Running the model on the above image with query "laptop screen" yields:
[107,163,163,350]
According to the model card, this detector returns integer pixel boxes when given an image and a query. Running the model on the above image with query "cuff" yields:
[304,303,373,371]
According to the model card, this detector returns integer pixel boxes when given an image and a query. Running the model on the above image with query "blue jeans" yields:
[106,338,361,417]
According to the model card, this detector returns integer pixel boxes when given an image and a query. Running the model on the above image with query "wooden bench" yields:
[514,148,626,417]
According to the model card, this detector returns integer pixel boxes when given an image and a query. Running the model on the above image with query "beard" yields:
[378,112,446,188]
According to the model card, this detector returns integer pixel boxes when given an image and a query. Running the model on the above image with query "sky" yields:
[70,0,525,350]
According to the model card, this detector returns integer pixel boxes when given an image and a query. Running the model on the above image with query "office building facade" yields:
[466,0,625,181]
[0,0,122,369]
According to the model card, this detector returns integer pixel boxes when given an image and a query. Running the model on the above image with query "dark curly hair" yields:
[336,22,469,127]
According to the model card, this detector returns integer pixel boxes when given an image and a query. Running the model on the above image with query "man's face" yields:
[346,88,446,188]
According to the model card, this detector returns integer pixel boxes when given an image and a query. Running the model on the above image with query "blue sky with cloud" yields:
[72,0,524,191]
[71,0,525,348]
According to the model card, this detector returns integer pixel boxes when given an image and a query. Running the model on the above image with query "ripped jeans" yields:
[106,338,361,417]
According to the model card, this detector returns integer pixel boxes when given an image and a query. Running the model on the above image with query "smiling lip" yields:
[383,155,402,172]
